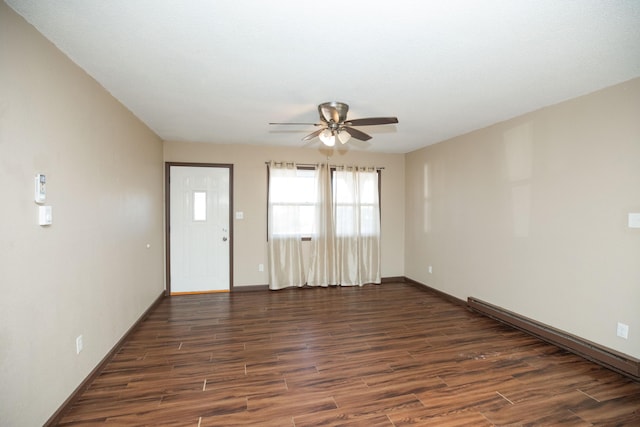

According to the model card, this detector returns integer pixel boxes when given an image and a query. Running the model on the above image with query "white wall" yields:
[405,78,640,359]
[0,3,165,425]
[164,142,406,287]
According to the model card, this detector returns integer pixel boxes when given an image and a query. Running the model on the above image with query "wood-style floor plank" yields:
[56,284,640,426]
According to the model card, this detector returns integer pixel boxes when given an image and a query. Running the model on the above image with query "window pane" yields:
[360,206,376,234]
[359,173,378,203]
[270,169,317,203]
[269,167,318,237]
[193,191,206,221]
[299,205,315,236]
[333,170,380,237]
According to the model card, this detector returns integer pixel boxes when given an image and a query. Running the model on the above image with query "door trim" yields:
[165,162,234,296]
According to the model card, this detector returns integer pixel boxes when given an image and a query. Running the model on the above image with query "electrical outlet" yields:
[258,264,264,272]
[428,265,433,274]
[76,335,83,354]
[617,322,629,339]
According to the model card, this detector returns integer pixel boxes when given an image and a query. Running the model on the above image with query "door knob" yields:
[222,236,228,242]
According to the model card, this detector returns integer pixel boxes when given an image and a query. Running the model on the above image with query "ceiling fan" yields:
[269,102,398,147]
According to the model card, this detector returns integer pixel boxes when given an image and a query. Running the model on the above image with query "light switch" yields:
[236,211,244,220]
[39,205,52,226]
[628,213,640,229]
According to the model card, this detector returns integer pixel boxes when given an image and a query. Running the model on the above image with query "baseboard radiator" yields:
[467,297,640,382]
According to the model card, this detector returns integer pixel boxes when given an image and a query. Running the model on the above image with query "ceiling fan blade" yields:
[344,126,372,141]
[269,122,321,126]
[345,117,398,126]
[301,128,325,141]
[319,102,349,123]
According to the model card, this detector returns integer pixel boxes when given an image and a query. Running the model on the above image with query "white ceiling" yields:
[7,0,640,153]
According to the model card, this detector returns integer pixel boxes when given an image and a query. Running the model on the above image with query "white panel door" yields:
[169,165,230,293]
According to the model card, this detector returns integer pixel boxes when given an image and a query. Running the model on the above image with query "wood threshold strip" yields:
[44,291,166,427]
[467,296,640,382]
[171,290,230,295]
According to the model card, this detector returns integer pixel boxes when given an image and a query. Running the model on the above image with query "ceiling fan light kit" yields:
[319,128,351,147]
[270,102,398,147]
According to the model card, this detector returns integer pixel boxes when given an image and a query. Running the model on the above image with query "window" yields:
[268,167,318,238]
[268,164,381,240]
[268,163,382,288]
[333,169,380,236]
[193,191,207,221]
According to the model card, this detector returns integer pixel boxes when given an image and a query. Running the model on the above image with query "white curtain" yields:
[333,166,381,286]
[267,161,306,290]
[306,163,337,287]
[268,162,381,290]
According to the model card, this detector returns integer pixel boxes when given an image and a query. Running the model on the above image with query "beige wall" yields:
[164,142,406,286]
[405,78,640,359]
[0,3,165,426]
[3,0,638,423]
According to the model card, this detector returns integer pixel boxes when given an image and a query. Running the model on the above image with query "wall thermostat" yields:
[35,173,46,203]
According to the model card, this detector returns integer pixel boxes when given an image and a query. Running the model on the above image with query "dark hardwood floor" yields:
[57,283,640,426]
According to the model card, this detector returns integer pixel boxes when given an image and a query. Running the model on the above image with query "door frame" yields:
[165,162,234,296]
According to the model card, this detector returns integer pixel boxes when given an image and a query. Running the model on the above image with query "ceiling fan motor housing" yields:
[319,101,349,124]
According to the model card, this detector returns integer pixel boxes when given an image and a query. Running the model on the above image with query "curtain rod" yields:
[265,161,384,170]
